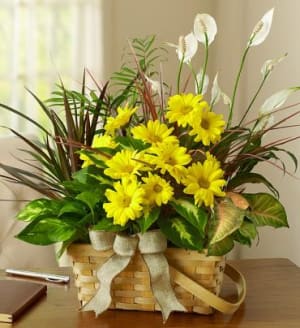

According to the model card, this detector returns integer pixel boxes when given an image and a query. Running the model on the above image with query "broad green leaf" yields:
[92,217,125,232]
[114,136,148,151]
[239,220,258,240]
[76,191,101,216]
[158,216,204,250]
[16,218,76,245]
[137,207,160,233]
[17,199,62,222]
[243,193,288,228]
[233,230,252,246]
[207,236,234,256]
[58,200,87,217]
[170,198,208,237]
[210,198,245,245]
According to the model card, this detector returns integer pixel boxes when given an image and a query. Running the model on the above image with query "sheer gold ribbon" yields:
[81,230,186,322]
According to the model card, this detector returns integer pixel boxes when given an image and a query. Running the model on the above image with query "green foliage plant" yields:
[1,10,299,257]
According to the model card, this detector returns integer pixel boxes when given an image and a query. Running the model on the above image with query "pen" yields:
[5,268,70,284]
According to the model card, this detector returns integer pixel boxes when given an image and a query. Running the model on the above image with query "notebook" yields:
[0,279,47,323]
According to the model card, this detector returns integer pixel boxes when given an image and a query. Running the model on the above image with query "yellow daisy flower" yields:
[141,173,174,206]
[131,120,178,145]
[182,154,226,207]
[103,177,145,226]
[104,105,136,135]
[80,135,118,168]
[148,142,191,183]
[166,93,206,127]
[104,149,145,179]
[189,107,225,146]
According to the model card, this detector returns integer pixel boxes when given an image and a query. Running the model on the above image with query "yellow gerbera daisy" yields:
[141,173,174,206]
[182,154,226,207]
[131,120,178,145]
[103,177,145,226]
[189,107,225,146]
[80,135,118,168]
[104,105,136,135]
[148,142,191,183]
[104,149,145,179]
[166,93,206,127]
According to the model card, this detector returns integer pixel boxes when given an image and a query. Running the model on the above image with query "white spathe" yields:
[193,13,217,45]
[248,8,274,47]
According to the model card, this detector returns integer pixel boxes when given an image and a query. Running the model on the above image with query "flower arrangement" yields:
[1,8,298,260]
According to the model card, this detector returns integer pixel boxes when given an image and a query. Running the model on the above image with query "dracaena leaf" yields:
[243,193,288,228]
[209,198,245,245]
[227,172,279,197]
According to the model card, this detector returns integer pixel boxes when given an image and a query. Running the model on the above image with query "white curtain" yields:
[0,0,106,134]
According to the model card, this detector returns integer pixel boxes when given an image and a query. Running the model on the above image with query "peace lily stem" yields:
[177,55,185,94]
[227,45,250,128]
[239,73,269,126]
[199,33,209,94]
[188,63,200,93]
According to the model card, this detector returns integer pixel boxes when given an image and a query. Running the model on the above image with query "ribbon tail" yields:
[81,254,131,316]
[143,253,186,323]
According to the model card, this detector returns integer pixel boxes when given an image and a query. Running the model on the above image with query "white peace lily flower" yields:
[222,92,232,107]
[195,68,209,95]
[193,13,217,45]
[259,87,300,116]
[261,53,288,77]
[253,114,275,133]
[249,8,274,47]
[167,33,198,63]
[145,75,163,96]
[210,73,221,105]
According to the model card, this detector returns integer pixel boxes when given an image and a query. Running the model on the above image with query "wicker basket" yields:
[68,244,226,315]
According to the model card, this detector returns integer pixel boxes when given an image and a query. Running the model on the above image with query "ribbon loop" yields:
[89,230,115,250]
[138,230,167,254]
[113,234,138,256]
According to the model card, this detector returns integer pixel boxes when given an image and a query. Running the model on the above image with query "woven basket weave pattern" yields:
[68,244,225,314]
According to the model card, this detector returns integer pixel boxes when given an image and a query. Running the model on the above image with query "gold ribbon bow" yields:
[81,230,186,322]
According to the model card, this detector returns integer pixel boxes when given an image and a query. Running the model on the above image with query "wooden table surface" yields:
[0,258,299,328]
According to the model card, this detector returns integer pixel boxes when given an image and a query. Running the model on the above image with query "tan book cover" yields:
[0,279,47,323]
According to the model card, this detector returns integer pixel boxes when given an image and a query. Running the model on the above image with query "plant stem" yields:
[188,63,199,93]
[227,45,250,128]
[177,56,185,94]
[199,33,209,94]
[239,73,269,126]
